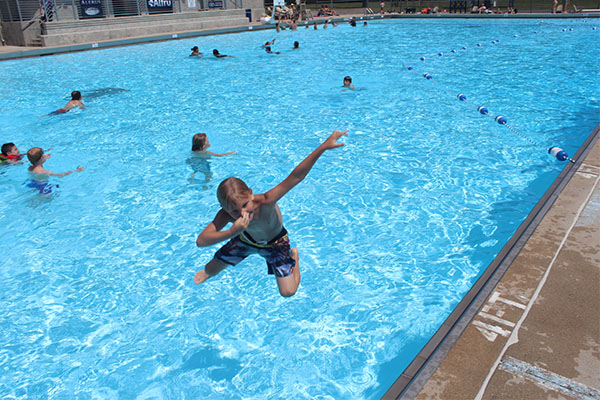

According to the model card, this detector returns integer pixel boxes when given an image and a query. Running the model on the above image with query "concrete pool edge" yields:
[383,123,600,399]
[1,13,598,61]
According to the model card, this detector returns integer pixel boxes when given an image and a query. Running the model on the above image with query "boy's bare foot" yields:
[194,270,210,284]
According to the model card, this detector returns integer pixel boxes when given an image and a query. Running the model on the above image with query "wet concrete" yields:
[415,135,600,399]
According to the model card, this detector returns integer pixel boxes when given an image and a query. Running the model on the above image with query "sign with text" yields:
[208,0,223,8]
[80,0,104,18]
[147,0,173,12]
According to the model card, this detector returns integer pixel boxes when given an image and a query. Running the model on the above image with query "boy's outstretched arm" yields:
[205,150,236,157]
[51,166,84,177]
[263,129,347,205]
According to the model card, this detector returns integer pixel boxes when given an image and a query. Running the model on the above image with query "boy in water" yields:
[343,76,355,89]
[194,129,347,297]
[0,142,24,164]
[56,91,85,114]
[27,147,84,176]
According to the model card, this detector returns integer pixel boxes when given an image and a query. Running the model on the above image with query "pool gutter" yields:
[383,123,600,399]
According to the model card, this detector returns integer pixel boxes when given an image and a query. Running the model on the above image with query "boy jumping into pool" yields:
[194,129,348,297]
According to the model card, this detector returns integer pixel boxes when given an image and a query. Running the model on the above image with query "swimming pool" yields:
[1,18,599,399]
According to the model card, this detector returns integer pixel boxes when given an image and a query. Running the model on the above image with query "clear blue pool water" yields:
[1,18,599,399]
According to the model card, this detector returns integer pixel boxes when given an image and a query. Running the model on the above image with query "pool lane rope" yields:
[401,23,600,163]
[405,65,575,163]
[413,24,597,67]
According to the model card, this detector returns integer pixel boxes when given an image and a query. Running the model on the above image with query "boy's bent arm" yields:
[196,209,248,247]
[263,130,347,204]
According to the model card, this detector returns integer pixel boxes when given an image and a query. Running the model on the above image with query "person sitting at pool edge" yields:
[190,46,202,57]
[192,133,235,157]
[1,142,24,164]
[27,147,84,176]
[194,129,348,297]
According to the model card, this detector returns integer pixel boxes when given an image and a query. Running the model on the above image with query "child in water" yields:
[342,76,355,90]
[194,129,347,297]
[192,133,235,157]
[53,91,85,115]
[264,46,280,55]
[212,49,233,58]
[189,133,235,183]
[27,147,84,176]
[0,142,24,164]
[190,46,203,57]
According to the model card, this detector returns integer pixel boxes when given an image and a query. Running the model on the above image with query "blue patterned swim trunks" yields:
[214,227,295,278]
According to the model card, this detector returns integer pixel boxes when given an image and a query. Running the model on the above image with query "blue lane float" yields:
[548,147,569,162]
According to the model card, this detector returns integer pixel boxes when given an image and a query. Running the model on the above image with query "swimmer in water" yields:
[43,90,84,117]
[261,38,276,49]
[264,46,280,55]
[342,76,355,89]
[293,41,299,49]
[190,46,203,57]
[27,147,84,176]
[190,133,235,183]
[213,49,233,58]
[192,133,235,157]
[0,142,24,164]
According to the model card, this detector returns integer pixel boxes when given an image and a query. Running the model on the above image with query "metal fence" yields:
[0,0,243,22]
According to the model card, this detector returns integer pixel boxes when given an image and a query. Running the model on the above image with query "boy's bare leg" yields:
[194,258,228,284]
[276,248,301,297]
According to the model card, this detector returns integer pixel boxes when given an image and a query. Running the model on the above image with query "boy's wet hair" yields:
[1,142,16,156]
[217,177,251,211]
[71,90,81,100]
[213,49,219,56]
[344,76,352,82]
[27,147,43,164]
[191,46,199,51]
[192,133,208,151]
[293,41,299,48]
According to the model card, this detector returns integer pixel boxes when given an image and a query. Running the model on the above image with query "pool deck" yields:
[1,14,599,400]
